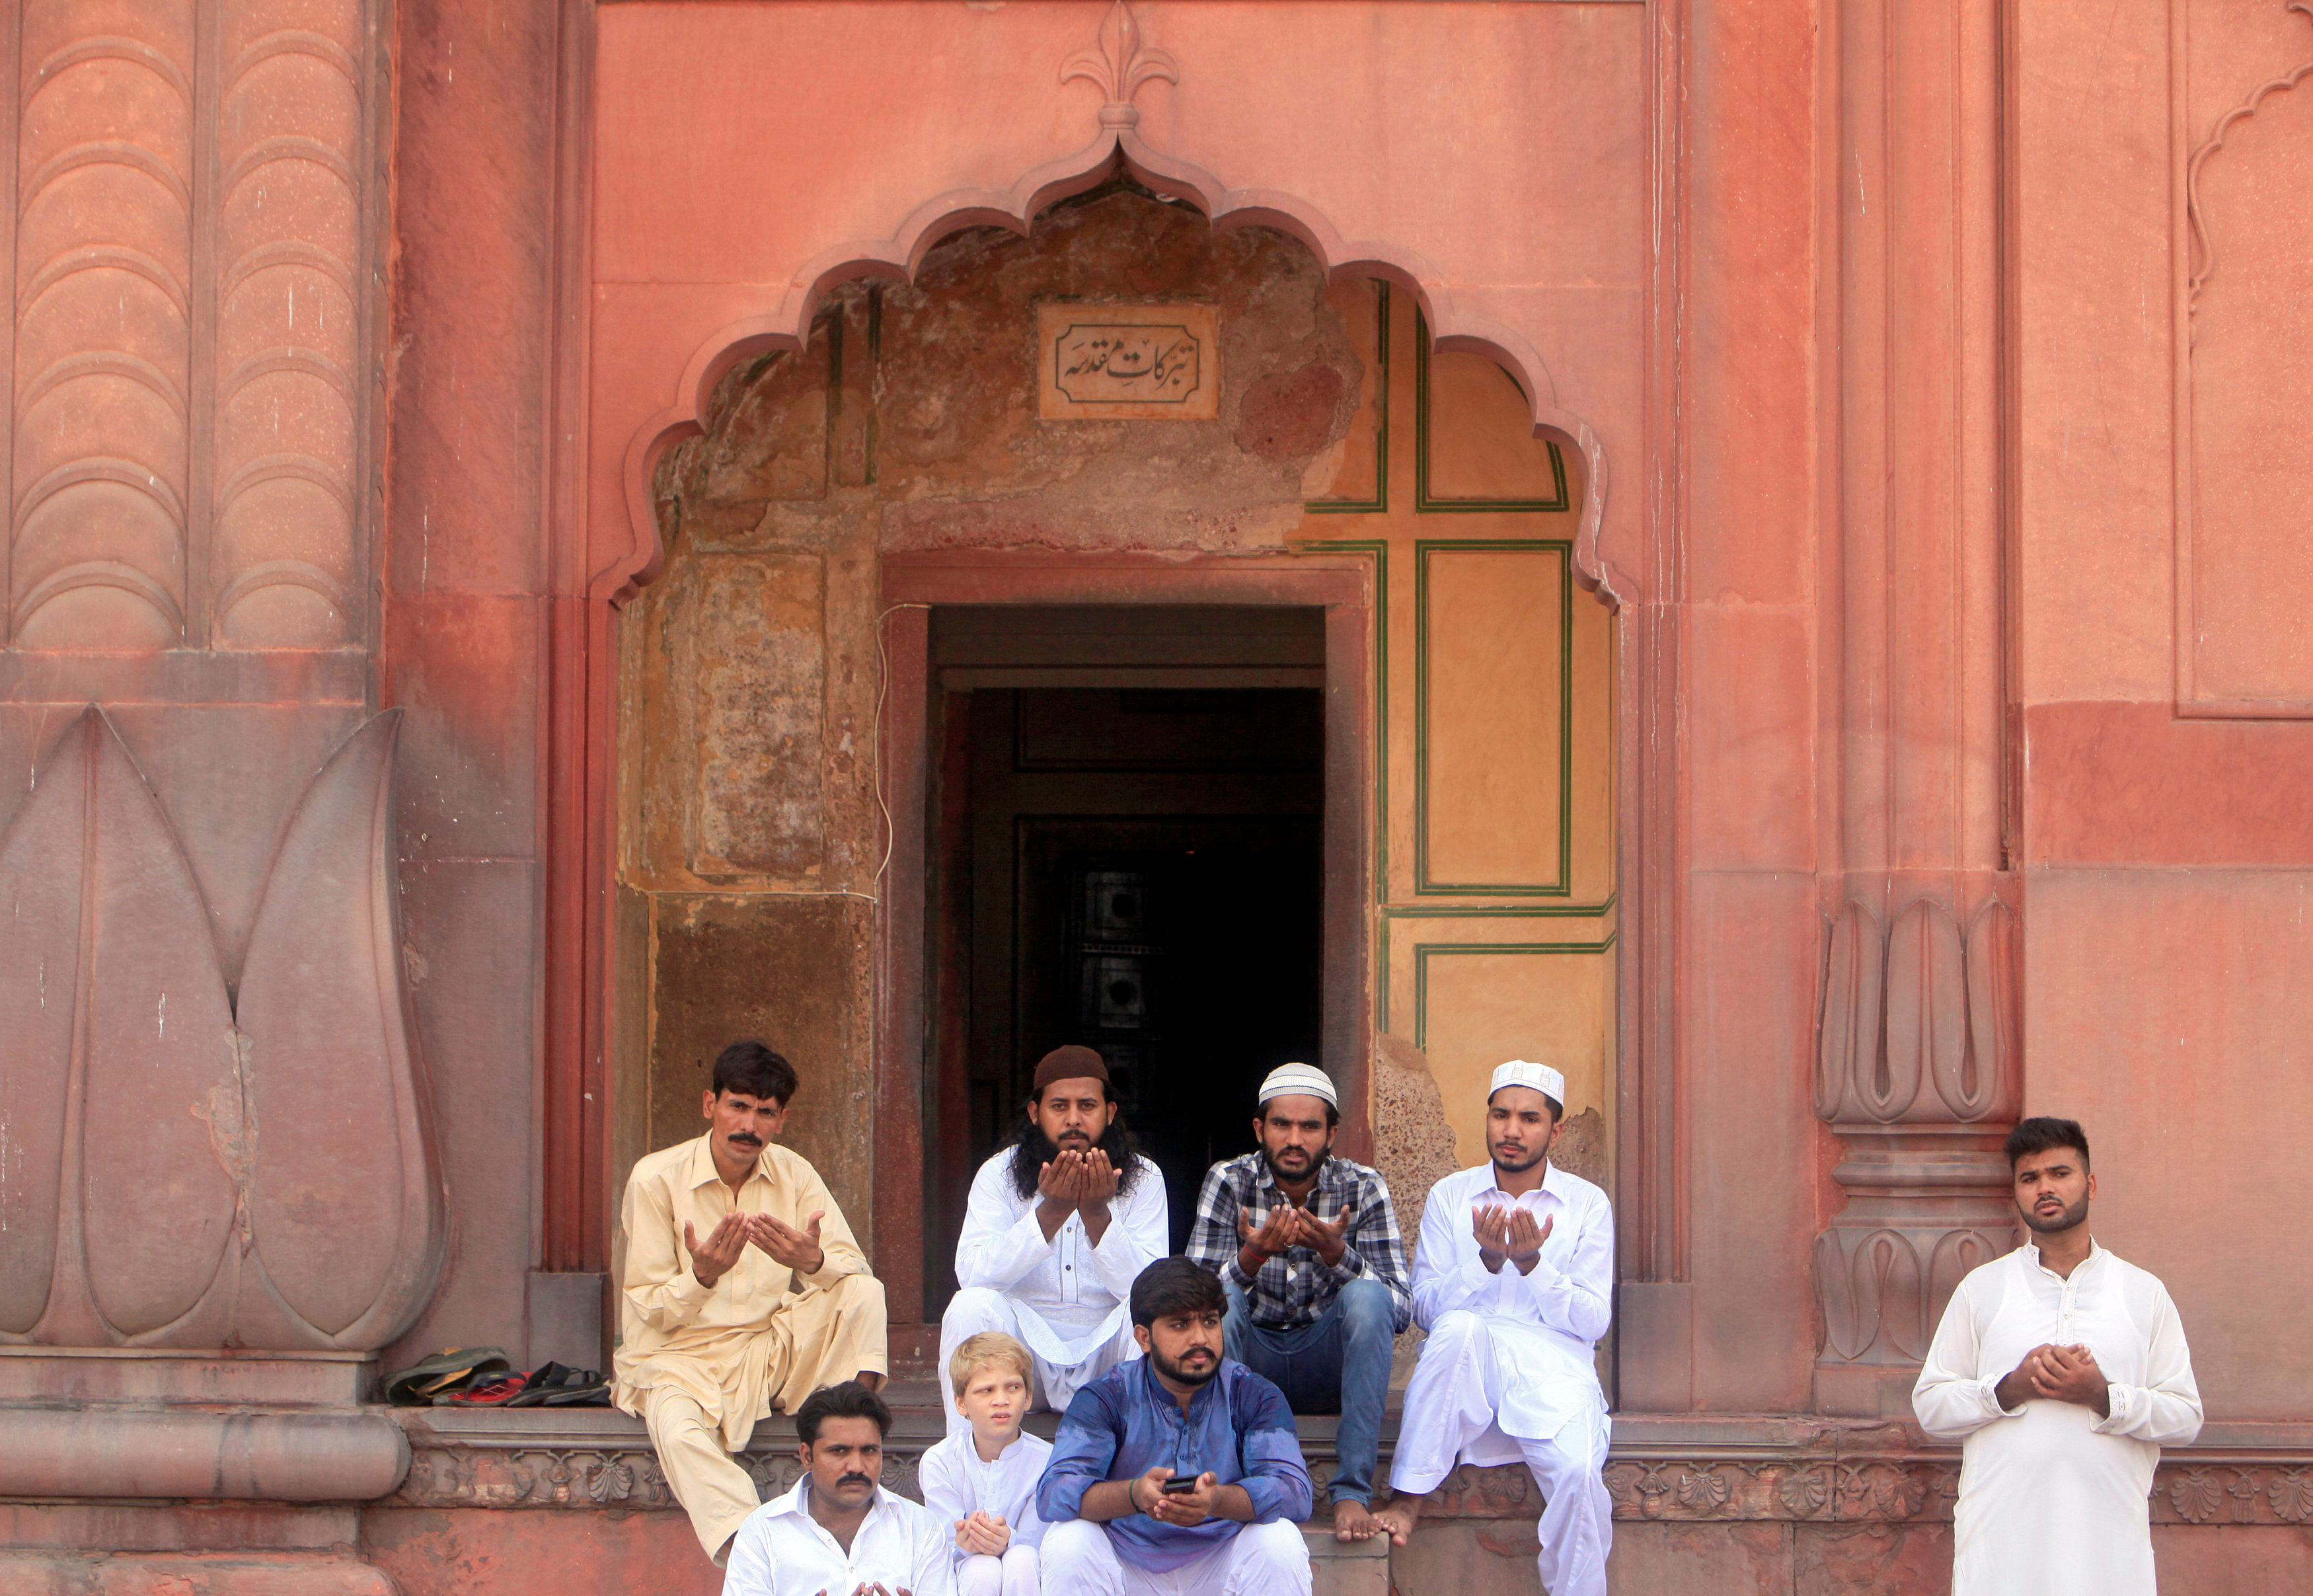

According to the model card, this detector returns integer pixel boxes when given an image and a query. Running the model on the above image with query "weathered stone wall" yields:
[618,186,1371,1247]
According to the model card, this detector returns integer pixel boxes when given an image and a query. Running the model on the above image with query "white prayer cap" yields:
[1490,1059,1566,1108]
[1258,1062,1339,1110]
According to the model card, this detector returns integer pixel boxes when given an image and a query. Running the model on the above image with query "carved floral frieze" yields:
[387,1441,2313,1527]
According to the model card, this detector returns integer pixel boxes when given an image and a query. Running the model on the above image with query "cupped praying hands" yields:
[1036,1148,1121,1209]
[1237,1203,1351,1267]
[682,1208,827,1287]
[1473,1203,1552,1274]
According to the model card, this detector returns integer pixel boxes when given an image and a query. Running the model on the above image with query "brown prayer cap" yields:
[1033,1044,1110,1093]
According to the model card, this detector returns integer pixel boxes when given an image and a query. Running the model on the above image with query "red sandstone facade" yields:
[1,1,2310,1592]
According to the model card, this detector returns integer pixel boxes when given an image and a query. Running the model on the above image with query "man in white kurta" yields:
[722,1383,957,1596]
[1915,1116,2201,1596]
[940,1046,1169,1435]
[1377,1061,1614,1596]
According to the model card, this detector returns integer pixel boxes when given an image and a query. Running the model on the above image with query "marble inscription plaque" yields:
[1037,303,1220,420]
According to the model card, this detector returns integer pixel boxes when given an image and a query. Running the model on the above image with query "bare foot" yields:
[1367,1496,1423,1548]
[1332,1498,1383,1542]
[856,1370,886,1393]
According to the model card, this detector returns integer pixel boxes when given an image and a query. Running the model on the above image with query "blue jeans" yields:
[1221,1275,1394,1507]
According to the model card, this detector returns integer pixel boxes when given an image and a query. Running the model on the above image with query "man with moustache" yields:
[722,1381,956,1596]
[939,1046,1169,1436]
[1915,1118,2202,1596]
[613,1040,889,1568]
[1184,1063,1410,1542]
[1371,1061,1614,1596]
[1037,1258,1314,1596]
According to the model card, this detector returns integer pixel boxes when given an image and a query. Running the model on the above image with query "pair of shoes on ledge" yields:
[386,1347,510,1405]
[501,1362,611,1407]
[383,1349,610,1408]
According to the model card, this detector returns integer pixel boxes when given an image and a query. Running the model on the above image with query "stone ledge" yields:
[0,1348,379,1406]
[385,1408,2313,1527]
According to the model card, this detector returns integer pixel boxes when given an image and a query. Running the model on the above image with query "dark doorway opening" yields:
[925,607,1326,1301]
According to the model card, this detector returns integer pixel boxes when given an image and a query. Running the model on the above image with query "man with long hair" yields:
[1915,1118,2201,1595]
[940,1045,1168,1435]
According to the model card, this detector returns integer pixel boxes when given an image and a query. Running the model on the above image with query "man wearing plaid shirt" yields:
[1184,1063,1411,1543]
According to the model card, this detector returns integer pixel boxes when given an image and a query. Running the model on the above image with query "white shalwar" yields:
[722,1478,957,1596]
[920,1427,1053,1596]
[1040,1517,1311,1596]
[1390,1160,1614,1596]
[1913,1241,2202,1596]
[941,1150,1168,1434]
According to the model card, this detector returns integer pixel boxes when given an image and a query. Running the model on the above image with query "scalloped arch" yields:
[608,132,1614,605]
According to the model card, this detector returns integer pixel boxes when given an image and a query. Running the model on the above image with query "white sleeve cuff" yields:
[2091,1384,2135,1433]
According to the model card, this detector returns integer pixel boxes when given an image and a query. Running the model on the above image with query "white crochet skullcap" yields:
[1489,1059,1566,1107]
[1257,1062,1339,1110]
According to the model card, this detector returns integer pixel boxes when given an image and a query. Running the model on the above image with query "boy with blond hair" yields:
[919,1332,1051,1596]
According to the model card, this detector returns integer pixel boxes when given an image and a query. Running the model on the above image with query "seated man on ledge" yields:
[940,1045,1168,1435]
[1186,1061,1411,1544]
[612,1040,889,1566]
[1373,1061,1614,1596]
[1036,1257,1314,1596]
[723,1381,956,1596]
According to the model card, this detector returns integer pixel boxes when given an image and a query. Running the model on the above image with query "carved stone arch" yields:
[552,0,1659,1314]
[603,133,1618,607]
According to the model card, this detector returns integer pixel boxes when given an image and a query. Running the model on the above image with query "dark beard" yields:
[1490,1142,1547,1176]
[1153,1344,1220,1388]
[2022,1196,2089,1236]
[1006,1117,1147,1201]
[1262,1145,1331,1186]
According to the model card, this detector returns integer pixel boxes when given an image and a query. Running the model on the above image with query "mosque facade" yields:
[0,0,2307,1591]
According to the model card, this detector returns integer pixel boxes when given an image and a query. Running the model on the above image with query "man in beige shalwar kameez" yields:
[613,1040,889,1564]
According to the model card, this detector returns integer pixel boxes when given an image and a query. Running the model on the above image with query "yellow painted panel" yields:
[1423,547,1564,888]
[1425,348,1564,504]
[1420,949,1607,1170]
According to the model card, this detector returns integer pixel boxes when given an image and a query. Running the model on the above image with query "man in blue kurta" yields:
[1036,1258,1314,1595]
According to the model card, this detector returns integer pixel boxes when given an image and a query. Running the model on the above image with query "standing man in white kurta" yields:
[1372,1061,1614,1596]
[1914,1116,2202,1596]
[940,1045,1169,1435]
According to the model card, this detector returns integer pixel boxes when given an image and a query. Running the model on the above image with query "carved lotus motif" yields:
[2170,1469,2225,1525]
[1060,0,1178,130]
[1601,1463,1644,1511]
[1776,1466,1832,1517]
[1818,897,2018,1127]
[2270,1470,2313,1524]
[0,708,443,1349]
[588,1460,636,1504]
[1676,1469,1732,1512]
[1868,1466,1928,1520]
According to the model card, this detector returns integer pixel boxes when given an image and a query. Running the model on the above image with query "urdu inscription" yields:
[1037,303,1220,420]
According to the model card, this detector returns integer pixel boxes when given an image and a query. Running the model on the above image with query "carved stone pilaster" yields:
[0,708,443,1351]
[1812,895,2019,1416]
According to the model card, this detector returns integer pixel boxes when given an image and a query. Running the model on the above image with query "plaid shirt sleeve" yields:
[1336,1168,1414,1333]
[1185,1160,1246,1281]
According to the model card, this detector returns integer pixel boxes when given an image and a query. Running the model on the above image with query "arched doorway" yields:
[607,179,1615,1338]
